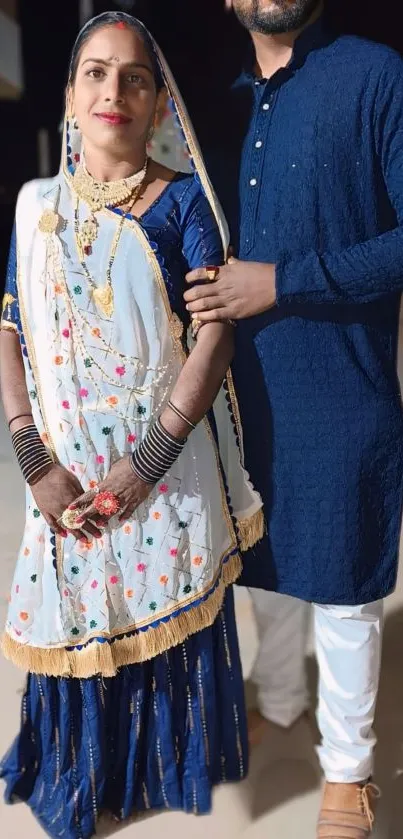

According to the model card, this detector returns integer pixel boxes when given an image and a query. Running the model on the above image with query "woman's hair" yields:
[68,11,164,91]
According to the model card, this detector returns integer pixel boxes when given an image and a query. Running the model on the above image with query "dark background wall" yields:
[0,0,402,287]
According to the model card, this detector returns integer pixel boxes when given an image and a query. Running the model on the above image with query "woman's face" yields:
[70,25,158,157]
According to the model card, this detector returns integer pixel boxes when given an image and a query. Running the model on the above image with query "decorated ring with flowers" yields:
[93,490,120,519]
[60,508,83,531]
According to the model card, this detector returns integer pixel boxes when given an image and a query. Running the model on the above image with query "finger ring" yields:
[61,508,83,530]
[191,317,202,339]
[206,265,219,282]
[93,491,120,519]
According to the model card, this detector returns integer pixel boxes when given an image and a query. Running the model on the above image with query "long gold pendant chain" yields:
[73,183,143,319]
[47,234,179,400]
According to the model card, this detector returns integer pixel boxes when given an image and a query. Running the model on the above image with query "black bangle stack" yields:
[130,418,186,484]
[12,424,53,485]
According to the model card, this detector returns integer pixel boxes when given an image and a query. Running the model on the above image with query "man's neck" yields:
[251,3,323,80]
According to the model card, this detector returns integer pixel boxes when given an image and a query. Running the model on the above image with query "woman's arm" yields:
[1,224,34,431]
[160,322,234,438]
[0,330,33,432]
[161,178,233,435]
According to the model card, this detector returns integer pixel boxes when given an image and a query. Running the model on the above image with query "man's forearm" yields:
[276,226,403,306]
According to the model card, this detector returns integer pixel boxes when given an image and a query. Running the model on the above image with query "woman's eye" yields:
[127,74,143,85]
[87,69,105,80]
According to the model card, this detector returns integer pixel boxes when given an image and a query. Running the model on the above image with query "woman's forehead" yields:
[78,25,150,66]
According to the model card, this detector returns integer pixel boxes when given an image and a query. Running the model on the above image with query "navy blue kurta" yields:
[210,19,403,604]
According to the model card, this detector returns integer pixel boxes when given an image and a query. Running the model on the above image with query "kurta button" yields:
[250,178,257,186]
[263,103,270,111]
[255,140,263,148]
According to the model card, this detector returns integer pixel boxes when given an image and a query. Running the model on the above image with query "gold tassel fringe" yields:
[236,508,265,552]
[0,553,242,680]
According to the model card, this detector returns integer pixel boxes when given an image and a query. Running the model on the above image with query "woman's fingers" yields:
[118,505,133,523]
[47,514,68,538]
[75,503,97,523]
[69,490,97,511]
[81,520,103,539]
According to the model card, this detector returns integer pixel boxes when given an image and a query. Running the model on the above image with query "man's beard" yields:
[233,0,321,35]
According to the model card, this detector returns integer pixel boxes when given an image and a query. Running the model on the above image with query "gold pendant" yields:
[93,284,114,318]
[80,215,98,251]
[38,209,60,235]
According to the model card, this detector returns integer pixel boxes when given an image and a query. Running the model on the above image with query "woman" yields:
[0,12,263,838]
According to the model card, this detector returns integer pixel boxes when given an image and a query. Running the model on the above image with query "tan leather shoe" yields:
[317,781,380,837]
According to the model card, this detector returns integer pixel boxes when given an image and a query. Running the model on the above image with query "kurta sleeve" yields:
[1,224,20,333]
[181,182,224,270]
[276,51,403,306]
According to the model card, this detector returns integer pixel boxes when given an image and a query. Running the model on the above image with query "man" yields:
[184,1,403,835]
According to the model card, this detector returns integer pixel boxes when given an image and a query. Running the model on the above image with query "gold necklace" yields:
[72,158,149,255]
[47,233,180,399]
[73,158,149,212]
[47,231,177,421]
[73,184,143,319]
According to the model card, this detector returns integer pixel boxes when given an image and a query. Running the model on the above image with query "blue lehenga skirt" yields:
[0,588,248,838]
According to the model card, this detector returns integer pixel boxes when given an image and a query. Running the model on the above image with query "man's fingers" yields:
[186,296,222,313]
[185,267,211,284]
[192,309,226,323]
[184,282,220,303]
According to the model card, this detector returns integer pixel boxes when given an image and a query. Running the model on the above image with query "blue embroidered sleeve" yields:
[1,224,20,333]
[181,183,224,270]
[276,51,403,305]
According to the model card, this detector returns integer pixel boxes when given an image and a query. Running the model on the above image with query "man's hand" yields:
[184,258,277,323]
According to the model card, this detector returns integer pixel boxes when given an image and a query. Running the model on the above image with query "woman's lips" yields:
[95,113,132,125]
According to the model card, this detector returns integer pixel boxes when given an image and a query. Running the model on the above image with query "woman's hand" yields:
[69,456,153,526]
[31,464,103,540]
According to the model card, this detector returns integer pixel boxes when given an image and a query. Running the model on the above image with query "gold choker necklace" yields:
[72,158,149,212]
[72,158,149,259]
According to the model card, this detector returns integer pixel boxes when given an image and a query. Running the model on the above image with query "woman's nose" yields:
[104,74,125,104]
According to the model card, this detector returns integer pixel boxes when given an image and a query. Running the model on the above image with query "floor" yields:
[1,337,403,837]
